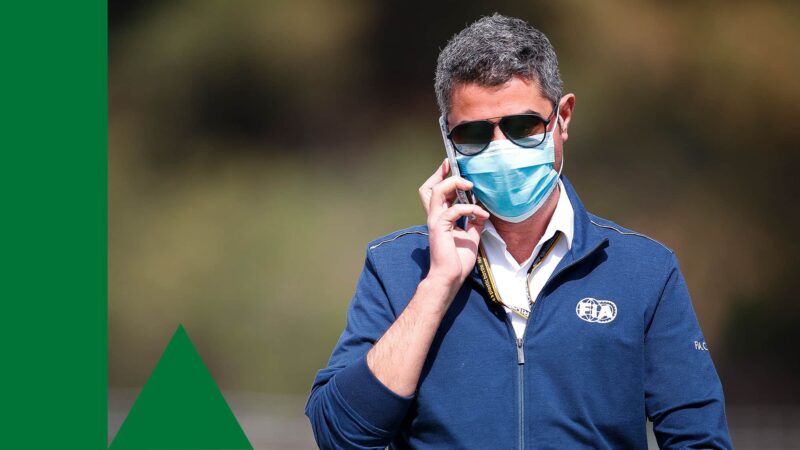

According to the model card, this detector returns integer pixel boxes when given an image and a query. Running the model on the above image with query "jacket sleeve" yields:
[304,247,415,450]
[645,252,733,449]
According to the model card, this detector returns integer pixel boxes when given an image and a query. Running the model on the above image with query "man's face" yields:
[447,75,573,172]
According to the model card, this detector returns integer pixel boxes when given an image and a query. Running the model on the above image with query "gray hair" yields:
[435,13,563,117]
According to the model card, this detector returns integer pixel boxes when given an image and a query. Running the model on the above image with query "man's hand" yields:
[419,159,490,290]
[360,161,490,398]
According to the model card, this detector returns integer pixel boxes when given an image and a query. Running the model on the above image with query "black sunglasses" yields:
[447,103,559,156]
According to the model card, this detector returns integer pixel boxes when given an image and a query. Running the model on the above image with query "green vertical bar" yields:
[0,2,107,449]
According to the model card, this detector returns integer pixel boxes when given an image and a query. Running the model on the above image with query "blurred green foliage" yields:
[110,0,800,403]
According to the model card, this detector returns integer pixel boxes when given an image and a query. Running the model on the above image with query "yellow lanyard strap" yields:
[476,231,563,320]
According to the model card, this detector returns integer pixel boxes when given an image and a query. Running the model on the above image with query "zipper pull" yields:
[516,338,525,365]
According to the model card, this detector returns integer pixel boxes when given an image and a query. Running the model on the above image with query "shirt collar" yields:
[467,175,610,290]
[481,178,574,250]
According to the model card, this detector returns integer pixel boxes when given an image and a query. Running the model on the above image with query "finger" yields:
[419,158,450,201]
[465,213,488,236]
[461,205,490,230]
[467,205,490,223]
[436,203,488,226]
[466,205,490,225]
[429,176,473,218]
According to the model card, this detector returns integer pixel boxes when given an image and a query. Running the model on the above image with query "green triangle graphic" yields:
[110,325,252,449]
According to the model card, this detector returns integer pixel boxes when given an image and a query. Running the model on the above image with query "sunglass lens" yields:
[502,115,546,146]
[450,122,493,155]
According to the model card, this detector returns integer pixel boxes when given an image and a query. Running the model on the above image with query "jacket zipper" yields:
[516,336,525,450]
[506,238,607,450]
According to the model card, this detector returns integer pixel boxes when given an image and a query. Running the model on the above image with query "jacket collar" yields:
[467,174,609,289]
[559,174,609,268]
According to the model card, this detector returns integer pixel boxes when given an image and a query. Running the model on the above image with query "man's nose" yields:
[491,123,505,142]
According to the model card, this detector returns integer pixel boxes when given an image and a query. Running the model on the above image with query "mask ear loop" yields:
[555,136,565,179]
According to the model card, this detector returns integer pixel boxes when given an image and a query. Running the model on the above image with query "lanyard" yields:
[475,231,563,320]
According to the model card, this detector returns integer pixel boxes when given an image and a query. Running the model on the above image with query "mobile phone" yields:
[439,115,476,206]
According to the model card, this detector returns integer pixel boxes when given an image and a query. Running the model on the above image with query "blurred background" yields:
[109,1,800,448]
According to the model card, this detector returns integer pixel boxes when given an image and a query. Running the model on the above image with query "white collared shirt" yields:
[480,179,575,339]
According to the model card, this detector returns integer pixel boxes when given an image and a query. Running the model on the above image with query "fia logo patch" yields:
[576,298,617,324]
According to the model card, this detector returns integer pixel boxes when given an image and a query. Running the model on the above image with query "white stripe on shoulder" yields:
[369,230,429,250]
[589,219,672,252]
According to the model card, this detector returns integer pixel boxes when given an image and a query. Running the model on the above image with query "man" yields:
[305,13,732,449]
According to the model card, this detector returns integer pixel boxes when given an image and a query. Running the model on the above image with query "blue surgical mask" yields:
[456,127,562,223]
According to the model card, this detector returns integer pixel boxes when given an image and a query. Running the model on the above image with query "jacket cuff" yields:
[333,354,415,432]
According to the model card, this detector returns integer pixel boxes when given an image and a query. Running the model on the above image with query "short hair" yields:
[435,13,563,117]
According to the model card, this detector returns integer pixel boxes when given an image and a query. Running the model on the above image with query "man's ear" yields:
[558,93,576,142]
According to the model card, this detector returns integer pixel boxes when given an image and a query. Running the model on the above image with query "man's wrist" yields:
[417,275,460,315]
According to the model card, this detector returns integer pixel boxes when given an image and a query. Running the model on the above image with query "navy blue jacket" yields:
[305,176,732,449]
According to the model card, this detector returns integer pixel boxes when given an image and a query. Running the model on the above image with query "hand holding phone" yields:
[439,116,476,207]
[418,153,490,287]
